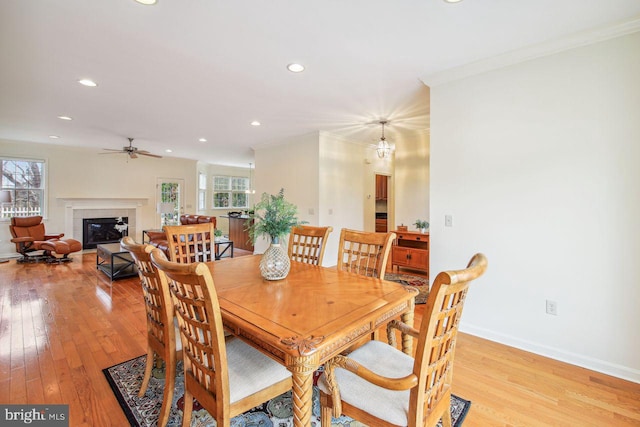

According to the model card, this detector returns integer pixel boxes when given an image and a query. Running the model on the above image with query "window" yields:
[198,173,207,210]
[1,157,46,219]
[212,176,249,208]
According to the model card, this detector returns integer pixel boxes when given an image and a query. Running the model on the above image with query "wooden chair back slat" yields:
[149,248,231,421]
[164,223,215,264]
[120,236,178,427]
[288,225,333,266]
[318,253,487,427]
[336,228,395,279]
[411,254,488,426]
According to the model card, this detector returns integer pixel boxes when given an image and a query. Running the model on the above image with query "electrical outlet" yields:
[546,300,558,316]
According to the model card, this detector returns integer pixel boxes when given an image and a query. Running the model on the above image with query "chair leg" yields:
[181,389,194,427]
[319,392,333,427]
[138,349,154,397]
[158,354,176,427]
[441,395,453,427]
[442,410,452,427]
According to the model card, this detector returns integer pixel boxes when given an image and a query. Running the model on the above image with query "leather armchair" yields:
[9,216,82,263]
[147,214,217,255]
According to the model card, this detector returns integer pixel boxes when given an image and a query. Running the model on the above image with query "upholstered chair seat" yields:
[318,340,414,426]
[225,337,292,404]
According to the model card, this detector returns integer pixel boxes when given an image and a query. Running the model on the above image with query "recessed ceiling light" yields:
[287,63,305,73]
[250,121,261,126]
[444,0,463,3]
[78,79,97,87]
[165,149,173,153]
[57,115,73,121]
[198,138,207,142]
[134,0,157,4]
[49,135,60,139]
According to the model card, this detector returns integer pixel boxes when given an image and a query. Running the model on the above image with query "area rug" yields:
[103,355,470,427]
[385,272,430,304]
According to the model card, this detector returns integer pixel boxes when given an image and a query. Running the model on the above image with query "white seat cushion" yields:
[226,337,292,404]
[173,317,183,352]
[317,340,415,426]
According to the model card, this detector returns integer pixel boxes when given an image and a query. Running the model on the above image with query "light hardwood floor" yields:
[0,253,638,426]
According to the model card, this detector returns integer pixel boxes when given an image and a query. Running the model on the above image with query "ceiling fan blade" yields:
[138,152,163,158]
[100,138,161,159]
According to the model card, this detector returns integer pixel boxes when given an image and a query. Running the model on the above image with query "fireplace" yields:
[82,217,129,249]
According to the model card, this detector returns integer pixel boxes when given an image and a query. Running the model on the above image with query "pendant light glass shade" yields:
[376,120,391,159]
[245,163,256,194]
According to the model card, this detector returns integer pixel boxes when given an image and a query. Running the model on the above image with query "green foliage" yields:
[414,219,429,229]
[246,189,304,243]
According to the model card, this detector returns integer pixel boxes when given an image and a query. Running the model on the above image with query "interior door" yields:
[156,178,184,227]
[375,174,389,232]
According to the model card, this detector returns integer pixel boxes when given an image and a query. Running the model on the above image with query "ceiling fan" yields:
[100,138,162,159]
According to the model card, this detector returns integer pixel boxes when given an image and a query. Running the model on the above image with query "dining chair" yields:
[288,225,333,266]
[120,236,181,427]
[336,228,396,279]
[149,248,293,427]
[164,223,215,263]
[318,253,488,427]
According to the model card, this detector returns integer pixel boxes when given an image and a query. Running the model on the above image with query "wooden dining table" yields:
[206,255,418,427]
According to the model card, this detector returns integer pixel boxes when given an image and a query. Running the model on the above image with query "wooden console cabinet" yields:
[391,230,429,274]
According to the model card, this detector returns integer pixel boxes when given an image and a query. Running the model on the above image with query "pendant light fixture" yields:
[245,162,256,194]
[376,120,391,159]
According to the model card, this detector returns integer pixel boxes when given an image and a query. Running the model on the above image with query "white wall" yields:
[428,32,640,381]
[0,139,197,256]
[253,132,320,254]
[318,132,377,266]
[395,130,430,231]
[254,131,390,266]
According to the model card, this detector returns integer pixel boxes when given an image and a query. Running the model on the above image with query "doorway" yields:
[156,178,184,227]
[375,174,389,232]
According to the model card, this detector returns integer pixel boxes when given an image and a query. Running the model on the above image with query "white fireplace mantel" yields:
[59,197,148,240]
[58,197,148,206]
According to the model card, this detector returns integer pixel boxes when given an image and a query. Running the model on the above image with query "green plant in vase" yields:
[247,189,304,280]
[414,219,429,233]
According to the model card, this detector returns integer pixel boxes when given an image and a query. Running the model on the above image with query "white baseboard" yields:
[460,324,640,384]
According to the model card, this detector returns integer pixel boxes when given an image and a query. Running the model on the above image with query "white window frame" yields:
[1,156,47,221]
[198,172,207,210]
[212,175,249,209]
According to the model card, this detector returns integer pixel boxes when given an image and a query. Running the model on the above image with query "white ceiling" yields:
[1,1,639,166]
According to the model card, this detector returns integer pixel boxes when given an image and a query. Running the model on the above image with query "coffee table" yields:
[96,243,137,281]
[214,237,234,260]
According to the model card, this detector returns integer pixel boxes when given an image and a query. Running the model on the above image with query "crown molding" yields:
[422,16,640,87]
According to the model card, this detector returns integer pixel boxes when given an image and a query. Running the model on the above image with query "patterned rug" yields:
[385,272,430,304]
[103,355,470,427]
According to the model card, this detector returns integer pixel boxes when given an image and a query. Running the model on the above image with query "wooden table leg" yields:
[401,299,415,355]
[286,354,318,427]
